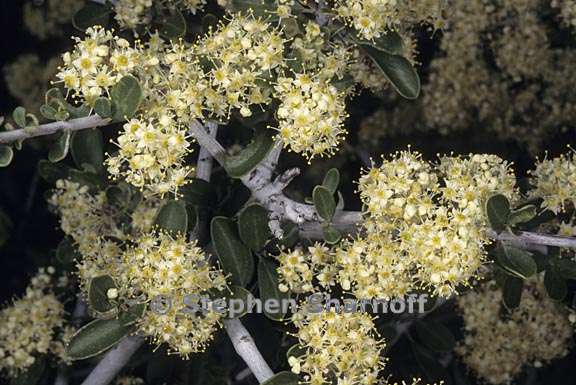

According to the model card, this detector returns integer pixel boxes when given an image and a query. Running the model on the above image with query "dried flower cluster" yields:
[0,268,68,378]
[457,280,573,384]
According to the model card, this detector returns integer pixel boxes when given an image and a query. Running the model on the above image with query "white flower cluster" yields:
[106,117,192,196]
[278,152,517,299]
[457,280,573,384]
[529,152,576,213]
[275,74,348,160]
[0,268,67,378]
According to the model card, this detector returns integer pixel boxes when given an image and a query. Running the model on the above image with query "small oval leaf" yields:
[88,275,117,314]
[0,145,14,167]
[71,128,104,173]
[544,267,567,301]
[313,186,336,221]
[238,204,271,251]
[111,75,143,121]
[414,320,455,352]
[155,200,188,236]
[322,168,340,195]
[361,45,420,99]
[258,258,290,321]
[485,194,511,232]
[48,130,72,163]
[211,217,254,287]
[66,318,135,360]
[224,129,274,178]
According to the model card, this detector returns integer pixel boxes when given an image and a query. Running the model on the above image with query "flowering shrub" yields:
[0,1,575,385]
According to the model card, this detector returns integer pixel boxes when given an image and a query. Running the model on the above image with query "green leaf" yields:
[238,204,271,251]
[225,286,253,318]
[0,145,14,167]
[225,129,275,178]
[202,14,219,33]
[211,217,254,287]
[544,267,567,301]
[361,45,420,99]
[38,160,71,183]
[411,343,447,383]
[119,303,147,326]
[502,276,523,309]
[555,259,576,280]
[48,130,72,163]
[180,178,215,207]
[88,275,117,314]
[497,243,537,279]
[322,225,341,244]
[414,320,456,352]
[73,2,111,31]
[352,29,404,55]
[531,251,550,273]
[322,168,340,195]
[111,75,143,121]
[55,237,79,268]
[280,221,299,248]
[261,372,299,385]
[228,0,279,20]
[94,97,112,118]
[258,258,289,321]
[485,194,511,233]
[508,205,537,227]
[71,129,104,173]
[10,356,45,385]
[313,185,336,221]
[40,104,58,120]
[12,106,26,128]
[158,10,187,40]
[67,103,91,119]
[66,318,135,360]
[155,200,188,236]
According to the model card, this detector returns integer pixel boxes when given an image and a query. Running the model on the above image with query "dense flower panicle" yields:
[119,231,228,356]
[115,0,153,28]
[0,268,66,377]
[275,74,348,159]
[423,0,576,152]
[289,310,385,385]
[552,0,576,29]
[277,244,337,293]
[23,0,83,40]
[55,26,139,105]
[106,117,193,196]
[278,151,518,299]
[334,0,446,41]
[194,15,286,118]
[49,179,126,285]
[437,154,517,223]
[457,280,573,385]
[529,152,576,214]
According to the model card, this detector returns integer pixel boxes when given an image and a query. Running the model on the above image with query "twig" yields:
[487,229,576,249]
[223,319,274,384]
[0,116,109,144]
[195,122,218,181]
[80,336,145,385]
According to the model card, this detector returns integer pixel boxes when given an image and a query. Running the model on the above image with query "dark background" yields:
[1,1,576,385]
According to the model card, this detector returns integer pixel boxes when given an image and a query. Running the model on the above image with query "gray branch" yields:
[0,115,109,144]
[194,121,218,181]
[80,336,145,385]
[223,319,274,383]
